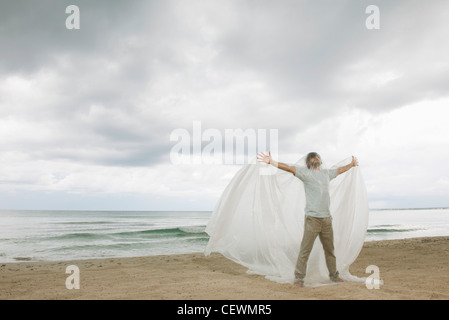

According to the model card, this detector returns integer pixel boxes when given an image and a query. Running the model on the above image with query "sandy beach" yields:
[1,236,448,300]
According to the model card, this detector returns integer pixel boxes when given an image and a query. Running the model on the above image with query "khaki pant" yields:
[294,215,339,282]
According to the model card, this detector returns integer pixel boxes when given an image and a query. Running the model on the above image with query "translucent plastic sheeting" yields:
[205,155,369,285]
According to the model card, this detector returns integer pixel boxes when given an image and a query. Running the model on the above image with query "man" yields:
[257,151,358,287]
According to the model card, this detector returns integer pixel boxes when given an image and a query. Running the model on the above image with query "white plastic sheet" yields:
[205,155,369,285]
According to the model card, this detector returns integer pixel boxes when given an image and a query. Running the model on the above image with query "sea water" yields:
[0,210,210,263]
[0,208,448,263]
[366,208,449,241]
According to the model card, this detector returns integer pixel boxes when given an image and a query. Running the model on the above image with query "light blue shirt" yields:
[294,166,338,218]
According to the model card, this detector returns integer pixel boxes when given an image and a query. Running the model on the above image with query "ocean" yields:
[1,208,448,263]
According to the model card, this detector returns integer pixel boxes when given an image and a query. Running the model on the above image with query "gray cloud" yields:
[213,0,449,112]
[0,0,186,167]
[1,0,449,209]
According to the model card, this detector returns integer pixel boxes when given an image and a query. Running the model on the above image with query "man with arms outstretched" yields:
[257,151,358,287]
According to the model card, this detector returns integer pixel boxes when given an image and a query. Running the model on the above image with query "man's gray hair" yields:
[306,152,322,169]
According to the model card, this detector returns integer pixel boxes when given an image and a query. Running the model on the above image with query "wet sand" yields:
[1,236,448,300]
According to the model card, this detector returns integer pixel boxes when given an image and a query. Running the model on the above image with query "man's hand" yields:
[257,151,272,164]
[351,156,359,168]
[257,152,296,175]
[337,155,359,175]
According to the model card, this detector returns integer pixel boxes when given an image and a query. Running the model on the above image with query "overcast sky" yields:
[1,0,449,211]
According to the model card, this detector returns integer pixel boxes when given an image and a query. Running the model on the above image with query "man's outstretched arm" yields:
[257,151,296,175]
[337,156,359,175]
